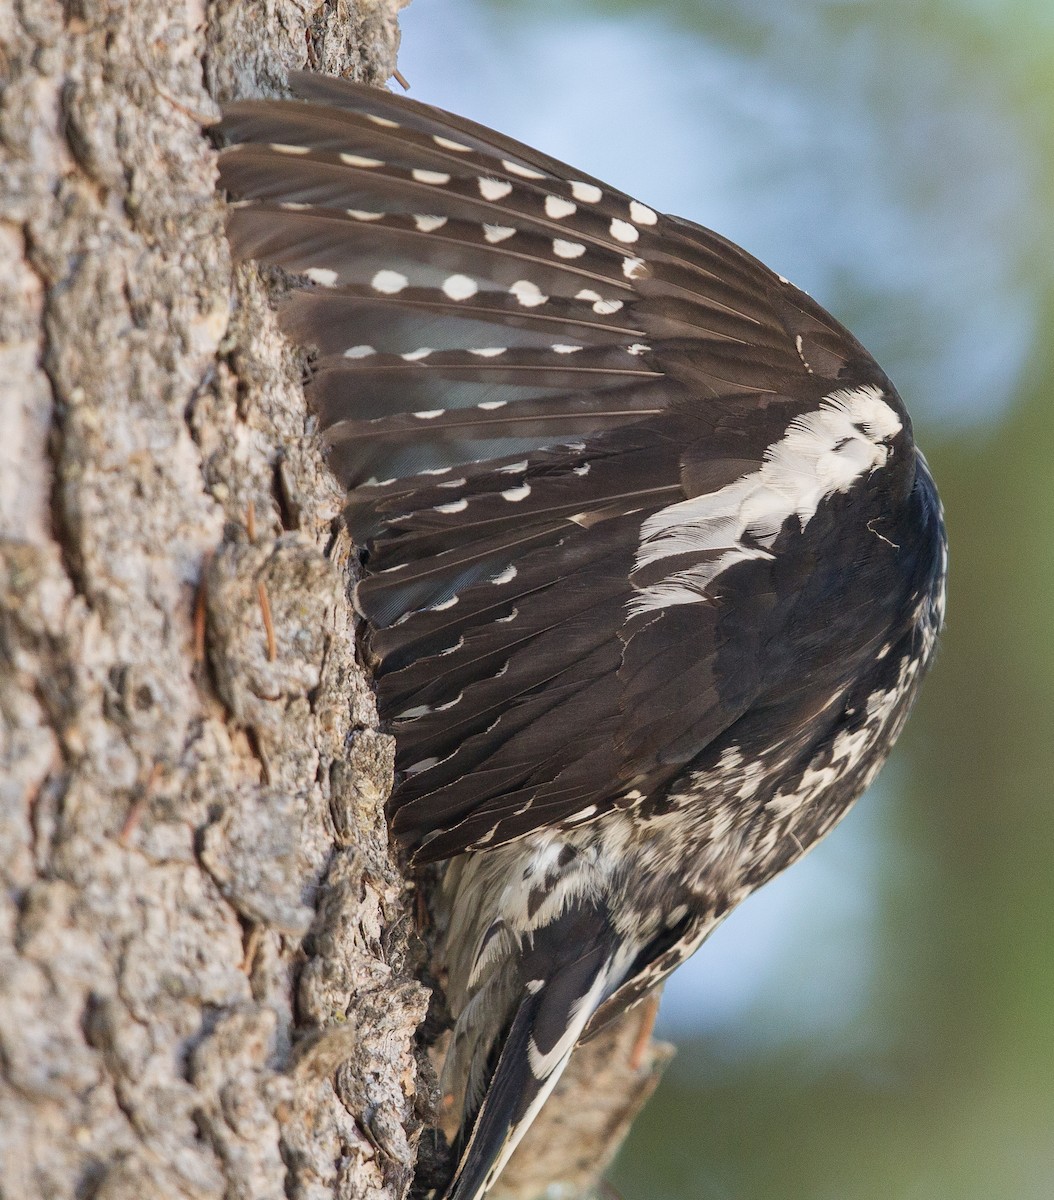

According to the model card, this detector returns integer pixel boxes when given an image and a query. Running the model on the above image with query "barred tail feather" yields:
[445,1003,567,1200]
[445,934,618,1200]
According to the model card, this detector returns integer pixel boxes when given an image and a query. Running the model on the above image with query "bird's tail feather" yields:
[444,937,616,1200]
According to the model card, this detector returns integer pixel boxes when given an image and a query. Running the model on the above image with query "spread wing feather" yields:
[217,75,888,864]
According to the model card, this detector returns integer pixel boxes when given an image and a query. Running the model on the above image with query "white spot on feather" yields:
[622,256,646,279]
[434,135,471,152]
[442,273,478,300]
[366,114,399,128]
[501,484,531,502]
[371,269,408,294]
[553,239,586,259]
[477,399,507,409]
[545,195,577,219]
[405,757,439,777]
[552,344,582,354]
[609,218,640,244]
[413,409,444,419]
[571,181,603,203]
[269,142,309,155]
[347,209,384,221]
[412,168,450,185]
[629,200,658,226]
[490,564,518,585]
[795,334,814,373]
[503,158,545,179]
[510,279,548,307]
[305,268,338,286]
[340,153,383,169]
[434,499,468,513]
[575,288,623,315]
[484,223,516,243]
[501,460,528,474]
[401,347,433,361]
[343,344,375,358]
[479,177,513,201]
[431,595,460,610]
[469,347,507,358]
[413,214,448,232]
[627,343,651,356]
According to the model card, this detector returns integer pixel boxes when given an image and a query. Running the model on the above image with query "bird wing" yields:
[217,75,907,865]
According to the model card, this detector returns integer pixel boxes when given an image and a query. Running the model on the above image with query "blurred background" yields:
[398,2,1054,1197]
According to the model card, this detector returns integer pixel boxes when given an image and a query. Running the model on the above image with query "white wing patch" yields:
[628,385,902,617]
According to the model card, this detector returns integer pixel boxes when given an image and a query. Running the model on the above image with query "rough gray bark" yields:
[0,4,668,1199]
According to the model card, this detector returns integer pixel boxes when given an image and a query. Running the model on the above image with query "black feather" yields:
[446,903,620,1200]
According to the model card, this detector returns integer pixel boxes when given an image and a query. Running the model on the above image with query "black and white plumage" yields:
[217,73,947,1200]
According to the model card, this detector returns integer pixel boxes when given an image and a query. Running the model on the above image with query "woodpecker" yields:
[217,73,947,1200]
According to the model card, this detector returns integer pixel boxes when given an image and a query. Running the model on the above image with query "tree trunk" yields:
[0,4,669,1198]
